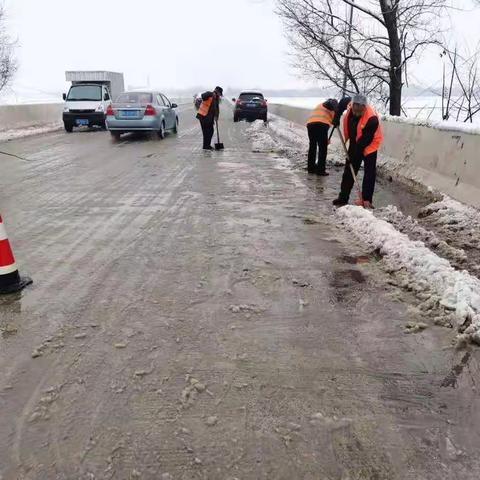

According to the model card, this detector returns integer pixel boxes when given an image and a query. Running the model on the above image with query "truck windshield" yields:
[67,85,102,101]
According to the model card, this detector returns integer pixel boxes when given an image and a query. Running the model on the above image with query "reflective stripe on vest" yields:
[307,104,335,126]
[343,104,383,156]
[197,96,213,117]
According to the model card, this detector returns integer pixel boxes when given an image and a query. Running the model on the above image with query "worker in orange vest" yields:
[331,93,383,209]
[196,86,223,150]
[306,98,338,175]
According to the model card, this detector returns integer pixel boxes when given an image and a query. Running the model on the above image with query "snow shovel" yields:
[328,126,336,143]
[337,128,364,206]
[215,120,224,150]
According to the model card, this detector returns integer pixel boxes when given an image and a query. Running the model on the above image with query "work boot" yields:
[203,146,213,150]
[317,171,329,176]
[332,197,348,207]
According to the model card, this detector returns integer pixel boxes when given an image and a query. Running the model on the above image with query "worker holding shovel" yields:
[331,93,383,209]
[306,98,339,176]
[196,86,224,150]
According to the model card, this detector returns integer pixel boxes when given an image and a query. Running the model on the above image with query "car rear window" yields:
[115,92,153,104]
[239,93,264,101]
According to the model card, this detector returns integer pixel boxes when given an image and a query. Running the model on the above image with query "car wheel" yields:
[110,131,121,140]
[157,122,165,139]
[173,117,178,134]
[64,123,73,133]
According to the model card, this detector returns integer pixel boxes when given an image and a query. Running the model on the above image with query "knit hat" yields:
[352,93,368,105]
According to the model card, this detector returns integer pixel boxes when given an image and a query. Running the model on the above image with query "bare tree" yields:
[440,45,480,122]
[0,4,17,93]
[276,0,446,115]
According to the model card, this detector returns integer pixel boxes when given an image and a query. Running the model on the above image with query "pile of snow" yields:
[419,196,480,231]
[0,123,62,143]
[246,120,277,152]
[245,114,346,166]
[268,113,308,150]
[419,197,480,264]
[376,205,468,268]
[336,205,480,343]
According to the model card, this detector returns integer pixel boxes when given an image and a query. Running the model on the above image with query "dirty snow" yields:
[419,196,480,232]
[246,114,345,166]
[0,123,62,143]
[336,205,480,342]
[247,120,278,152]
[376,205,468,268]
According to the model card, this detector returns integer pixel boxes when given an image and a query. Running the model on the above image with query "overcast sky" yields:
[4,0,480,97]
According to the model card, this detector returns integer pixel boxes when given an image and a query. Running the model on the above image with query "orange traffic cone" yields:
[0,214,32,294]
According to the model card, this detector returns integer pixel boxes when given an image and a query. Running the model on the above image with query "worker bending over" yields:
[306,98,338,175]
[196,86,223,150]
[332,93,383,209]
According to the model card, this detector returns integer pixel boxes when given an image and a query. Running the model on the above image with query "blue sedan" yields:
[106,91,178,140]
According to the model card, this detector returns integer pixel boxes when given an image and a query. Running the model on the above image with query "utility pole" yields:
[341,1,355,97]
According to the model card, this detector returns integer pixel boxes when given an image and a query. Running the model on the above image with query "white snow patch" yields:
[246,114,346,166]
[0,123,62,143]
[336,205,480,340]
[376,205,468,267]
[246,120,277,152]
[382,114,480,135]
[420,196,480,230]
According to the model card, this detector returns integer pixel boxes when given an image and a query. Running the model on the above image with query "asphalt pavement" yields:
[0,105,479,479]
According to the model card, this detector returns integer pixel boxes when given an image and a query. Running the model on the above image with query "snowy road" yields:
[1,105,480,479]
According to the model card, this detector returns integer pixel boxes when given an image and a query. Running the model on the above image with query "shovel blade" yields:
[215,143,224,150]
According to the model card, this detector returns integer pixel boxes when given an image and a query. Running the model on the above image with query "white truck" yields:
[62,71,125,132]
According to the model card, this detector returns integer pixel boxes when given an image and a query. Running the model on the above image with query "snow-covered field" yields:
[245,114,480,345]
[0,86,62,105]
[268,95,473,124]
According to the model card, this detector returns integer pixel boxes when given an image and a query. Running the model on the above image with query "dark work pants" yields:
[339,151,377,202]
[307,122,329,173]
[199,117,214,149]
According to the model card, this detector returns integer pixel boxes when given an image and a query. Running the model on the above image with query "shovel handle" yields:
[337,128,363,202]
[328,126,336,142]
[216,120,221,143]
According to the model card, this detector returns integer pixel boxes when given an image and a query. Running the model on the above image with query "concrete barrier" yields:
[0,103,63,131]
[268,103,480,209]
[0,98,192,134]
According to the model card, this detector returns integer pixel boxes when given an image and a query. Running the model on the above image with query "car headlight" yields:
[96,104,105,112]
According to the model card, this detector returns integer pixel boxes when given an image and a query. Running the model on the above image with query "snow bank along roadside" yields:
[268,103,480,210]
[245,115,480,344]
[336,206,480,345]
[0,123,62,143]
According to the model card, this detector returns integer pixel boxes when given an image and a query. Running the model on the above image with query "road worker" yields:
[306,98,338,175]
[196,86,223,150]
[332,93,383,209]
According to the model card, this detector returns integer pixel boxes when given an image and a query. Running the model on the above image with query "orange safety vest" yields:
[343,103,383,156]
[197,96,213,117]
[307,103,335,126]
